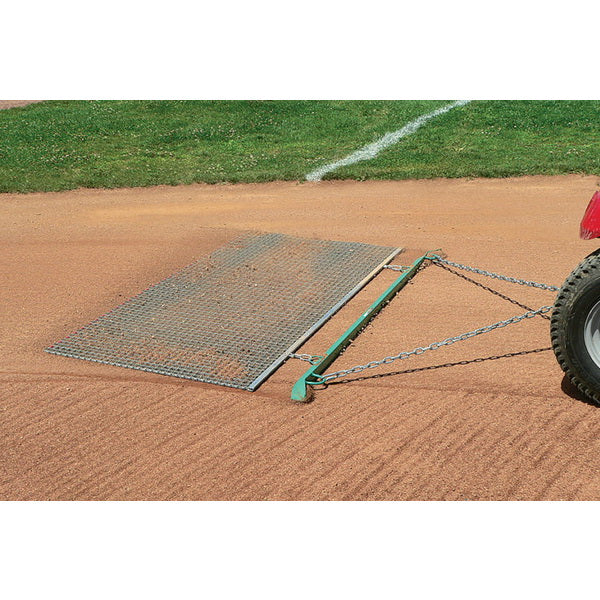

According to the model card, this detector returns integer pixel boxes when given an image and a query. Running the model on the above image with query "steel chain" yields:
[313,305,553,383]
[303,255,560,384]
[383,264,411,272]
[430,256,559,292]
[289,353,323,365]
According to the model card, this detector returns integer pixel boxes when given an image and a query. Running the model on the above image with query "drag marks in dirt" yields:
[2,374,600,500]
[5,176,600,500]
[0,381,187,499]
[305,100,471,181]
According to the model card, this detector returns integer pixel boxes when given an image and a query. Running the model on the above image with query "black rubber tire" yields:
[551,248,600,405]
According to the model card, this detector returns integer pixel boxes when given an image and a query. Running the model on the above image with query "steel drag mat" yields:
[47,232,400,390]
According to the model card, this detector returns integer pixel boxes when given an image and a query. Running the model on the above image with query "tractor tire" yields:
[551,248,600,405]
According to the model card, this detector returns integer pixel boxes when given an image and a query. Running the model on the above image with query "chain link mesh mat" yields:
[46,232,400,390]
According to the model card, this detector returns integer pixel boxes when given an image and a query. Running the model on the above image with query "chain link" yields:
[289,353,324,365]
[308,255,560,385]
[383,264,411,272]
[433,260,552,320]
[430,256,559,292]
[314,305,553,383]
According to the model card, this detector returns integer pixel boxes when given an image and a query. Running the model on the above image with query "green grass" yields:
[1,100,600,193]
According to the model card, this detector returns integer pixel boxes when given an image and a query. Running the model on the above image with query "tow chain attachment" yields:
[289,254,559,384]
[289,353,324,365]
[430,256,559,292]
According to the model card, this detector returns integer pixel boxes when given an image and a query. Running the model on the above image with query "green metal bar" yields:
[291,252,432,402]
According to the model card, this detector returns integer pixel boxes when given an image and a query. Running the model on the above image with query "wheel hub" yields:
[584,299,600,368]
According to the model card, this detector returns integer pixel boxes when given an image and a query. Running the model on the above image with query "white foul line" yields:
[305,100,471,181]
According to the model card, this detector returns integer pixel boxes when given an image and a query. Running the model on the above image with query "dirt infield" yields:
[3,175,600,500]
[0,100,42,110]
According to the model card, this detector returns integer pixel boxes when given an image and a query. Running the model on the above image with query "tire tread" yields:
[551,249,600,404]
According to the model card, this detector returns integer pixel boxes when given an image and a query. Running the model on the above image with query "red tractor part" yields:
[580,190,600,240]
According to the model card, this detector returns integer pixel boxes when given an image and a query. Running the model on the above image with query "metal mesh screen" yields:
[46,232,400,390]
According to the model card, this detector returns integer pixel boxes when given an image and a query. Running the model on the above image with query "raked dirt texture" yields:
[2,175,600,500]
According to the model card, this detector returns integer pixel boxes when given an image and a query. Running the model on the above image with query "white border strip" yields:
[306,100,471,181]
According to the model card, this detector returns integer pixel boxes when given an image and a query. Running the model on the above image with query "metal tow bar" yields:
[290,252,432,403]
[289,252,559,403]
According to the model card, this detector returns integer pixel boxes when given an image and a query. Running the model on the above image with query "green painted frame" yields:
[291,252,432,402]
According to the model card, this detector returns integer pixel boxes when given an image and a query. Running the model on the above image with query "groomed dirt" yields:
[0,100,43,110]
[3,175,600,500]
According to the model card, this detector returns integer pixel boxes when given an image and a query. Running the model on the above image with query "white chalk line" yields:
[305,100,471,181]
